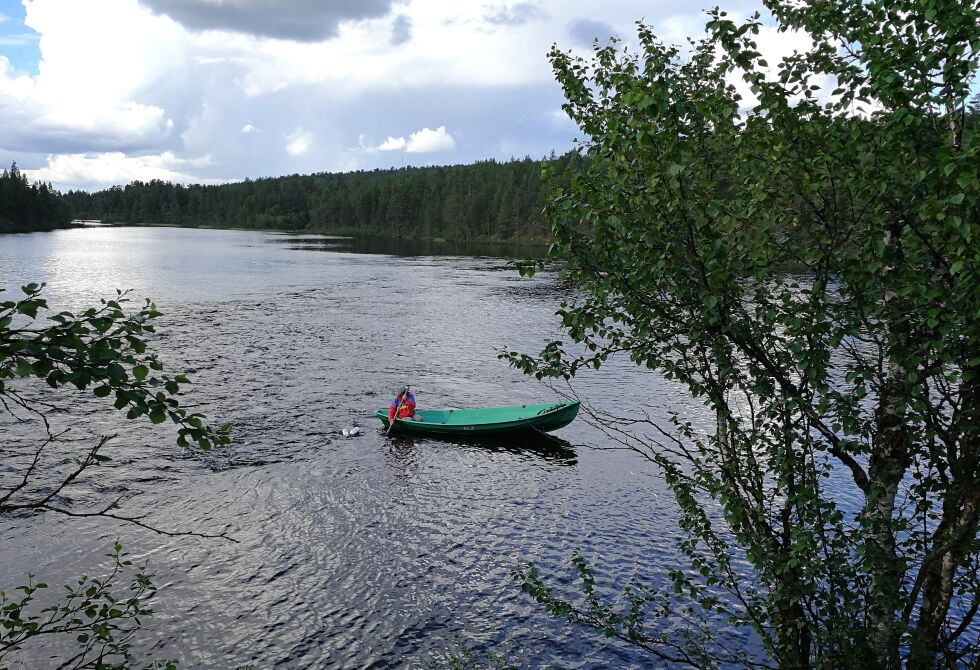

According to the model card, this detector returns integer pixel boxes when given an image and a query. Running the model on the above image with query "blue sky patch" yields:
[0,0,41,74]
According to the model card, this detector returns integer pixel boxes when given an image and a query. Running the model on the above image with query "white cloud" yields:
[405,125,455,152]
[0,55,34,97]
[285,127,313,155]
[377,135,407,151]
[483,3,547,26]
[0,0,180,155]
[221,1,567,97]
[723,24,828,112]
[376,125,455,153]
[0,0,785,189]
[23,151,219,190]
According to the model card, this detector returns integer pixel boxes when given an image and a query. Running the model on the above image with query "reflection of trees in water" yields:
[276,234,549,260]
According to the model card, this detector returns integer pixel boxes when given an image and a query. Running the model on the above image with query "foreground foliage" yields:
[0,283,230,458]
[0,544,176,670]
[508,0,980,667]
[1,283,231,666]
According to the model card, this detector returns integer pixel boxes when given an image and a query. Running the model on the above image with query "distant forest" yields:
[63,155,584,240]
[0,163,72,233]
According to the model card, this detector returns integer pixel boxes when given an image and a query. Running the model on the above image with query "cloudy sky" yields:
[0,0,774,191]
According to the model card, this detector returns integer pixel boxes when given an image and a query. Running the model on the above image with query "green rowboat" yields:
[376,401,580,436]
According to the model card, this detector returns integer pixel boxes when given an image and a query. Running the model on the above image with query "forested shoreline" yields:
[0,162,72,233]
[61,155,582,240]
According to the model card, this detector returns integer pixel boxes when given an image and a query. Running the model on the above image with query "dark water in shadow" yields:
[266,233,550,260]
[0,227,718,668]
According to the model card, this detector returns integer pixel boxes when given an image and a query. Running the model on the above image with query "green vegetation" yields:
[1,544,177,670]
[0,283,230,453]
[1,283,230,667]
[62,155,584,241]
[0,162,72,233]
[507,0,980,667]
[427,637,521,670]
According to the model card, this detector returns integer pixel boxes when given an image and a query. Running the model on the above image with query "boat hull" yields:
[376,401,580,436]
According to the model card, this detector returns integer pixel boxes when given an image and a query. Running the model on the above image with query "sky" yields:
[0,0,783,191]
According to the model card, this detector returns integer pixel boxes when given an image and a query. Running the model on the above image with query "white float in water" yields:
[341,426,361,438]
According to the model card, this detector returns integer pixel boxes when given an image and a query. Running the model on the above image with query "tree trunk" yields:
[864,449,904,669]
[865,270,912,667]
[910,497,978,666]
[910,364,980,663]
[776,600,812,670]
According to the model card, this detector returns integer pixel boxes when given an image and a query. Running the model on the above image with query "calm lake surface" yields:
[0,227,713,669]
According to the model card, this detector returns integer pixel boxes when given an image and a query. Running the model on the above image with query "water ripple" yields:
[1,227,702,668]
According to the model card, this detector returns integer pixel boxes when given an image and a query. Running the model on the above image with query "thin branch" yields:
[0,428,70,506]
[38,502,237,543]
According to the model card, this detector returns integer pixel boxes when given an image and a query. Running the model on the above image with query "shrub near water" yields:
[506,0,980,667]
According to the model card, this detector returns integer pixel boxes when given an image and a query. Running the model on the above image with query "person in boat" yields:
[388,386,422,422]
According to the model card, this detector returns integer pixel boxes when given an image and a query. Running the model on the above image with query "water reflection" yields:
[268,233,549,259]
[385,432,578,466]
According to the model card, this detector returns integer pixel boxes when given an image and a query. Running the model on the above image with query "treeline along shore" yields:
[2,98,979,240]
[0,163,72,233]
[57,154,584,241]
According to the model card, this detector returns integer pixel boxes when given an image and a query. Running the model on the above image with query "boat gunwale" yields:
[375,400,580,433]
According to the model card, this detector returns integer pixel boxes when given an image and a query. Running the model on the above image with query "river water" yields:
[0,227,713,669]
